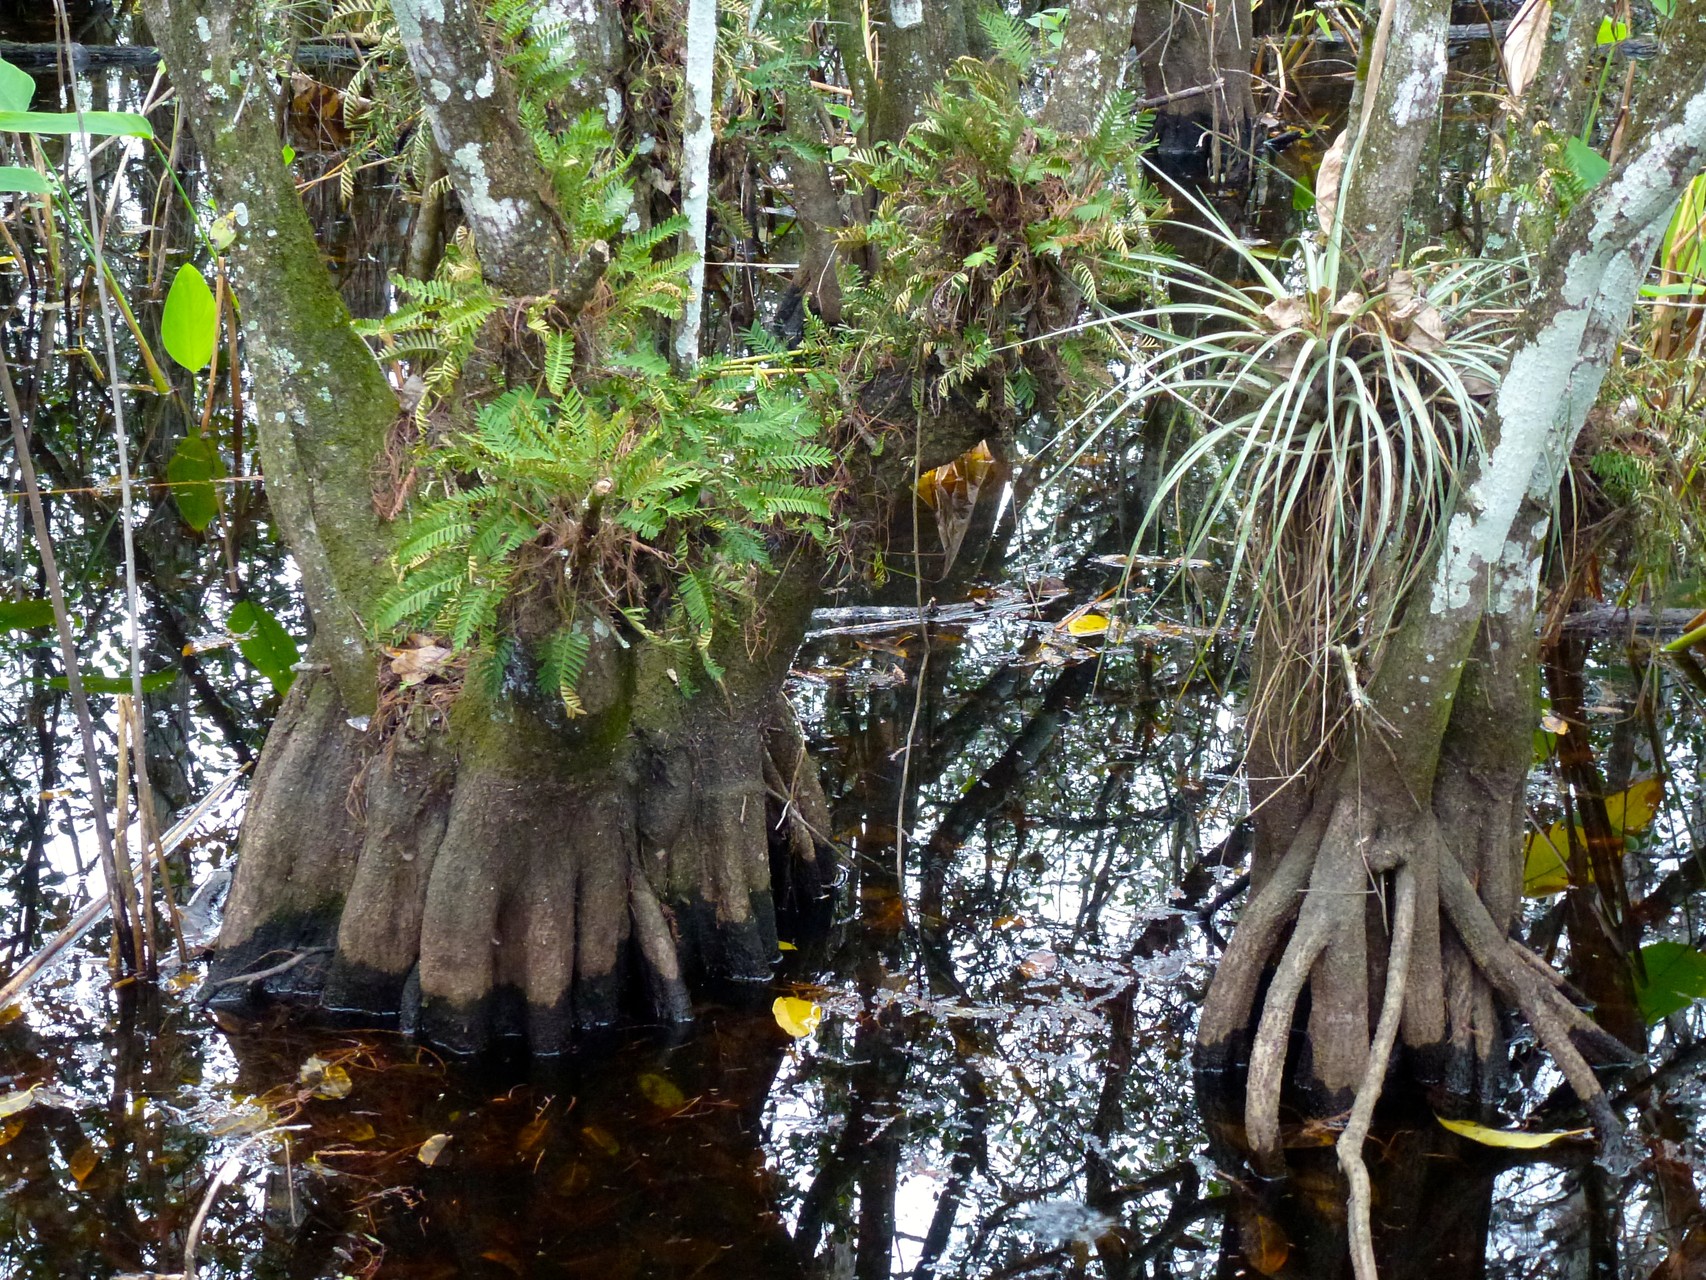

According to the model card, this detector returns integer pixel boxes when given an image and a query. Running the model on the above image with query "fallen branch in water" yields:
[197,947,329,1001]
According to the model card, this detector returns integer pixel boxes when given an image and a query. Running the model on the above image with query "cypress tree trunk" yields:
[144,0,838,1055]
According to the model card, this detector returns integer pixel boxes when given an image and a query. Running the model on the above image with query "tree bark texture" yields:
[1198,0,1706,1172]
[144,0,838,1055]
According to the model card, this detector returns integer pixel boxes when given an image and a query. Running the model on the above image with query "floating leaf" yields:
[1522,777,1664,896]
[0,598,55,630]
[0,58,33,113]
[0,1088,38,1119]
[298,1055,352,1100]
[1635,941,1706,1023]
[772,995,824,1038]
[777,940,798,952]
[167,433,226,531]
[416,1133,450,1166]
[0,109,152,137]
[162,263,218,371]
[1437,1115,1588,1148]
[0,1113,25,1147]
[636,1073,686,1111]
[0,164,47,194]
[229,601,299,695]
[1064,613,1110,638]
[68,1140,99,1184]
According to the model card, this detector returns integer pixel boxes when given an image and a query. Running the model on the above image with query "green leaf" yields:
[228,601,300,695]
[0,58,33,113]
[281,144,296,166]
[1595,17,1629,44]
[48,671,176,694]
[166,434,226,531]
[1653,0,1675,14]
[0,109,152,138]
[162,263,218,371]
[1563,136,1611,190]
[1635,941,1706,1023]
[0,598,56,630]
[0,164,47,194]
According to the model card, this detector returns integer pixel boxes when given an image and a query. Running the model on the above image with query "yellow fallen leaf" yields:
[69,1140,99,1185]
[416,1133,450,1165]
[1522,777,1665,896]
[1437,1115,1588,1148]
[772,996,823,1038]
[1064,613,1110,637]
[0,1114,26,1147]
[298,1055,352,1100]
[777,941,797,952]
[636,1072,686,1111]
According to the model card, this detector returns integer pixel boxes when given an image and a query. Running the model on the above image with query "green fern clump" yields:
[374,344,839,712]
[839,12,1163,417]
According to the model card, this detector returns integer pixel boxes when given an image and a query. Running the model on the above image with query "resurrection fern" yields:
[839,14,1163,418]
[375,349,839,709]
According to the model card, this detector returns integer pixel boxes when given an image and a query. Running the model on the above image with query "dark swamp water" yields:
[1,11,1706,1280]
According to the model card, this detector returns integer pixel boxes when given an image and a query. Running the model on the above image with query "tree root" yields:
[1339,860,1416,1280]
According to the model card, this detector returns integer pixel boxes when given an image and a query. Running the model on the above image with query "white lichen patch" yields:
[451,142,521,235]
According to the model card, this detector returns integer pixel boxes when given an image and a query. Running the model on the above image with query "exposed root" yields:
[1339,859,1417,1280]
[1437,852,1625,1152]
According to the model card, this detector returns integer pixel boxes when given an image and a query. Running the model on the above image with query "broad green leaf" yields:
[1635,941,1706,1023]
[0,109,152,138]
[1595,17,1629,44]
[1438,1115,1589,1148]
[166,434,226,531]
[0,599,55,630]
[772,996,823,1038]
[0,59,32,113]
[228,601,299,695]
[0,164,47,194]
[1563,136,1610,190]
[48,671,176,694]
[1653,0,1675,13]
[1522,778,1664,896]
[162,263,218,371]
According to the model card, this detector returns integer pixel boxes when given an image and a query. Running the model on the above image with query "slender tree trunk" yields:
[1197,2,1706,1252]
[1130,0,1257,188]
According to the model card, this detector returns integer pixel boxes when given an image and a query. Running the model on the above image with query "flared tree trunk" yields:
[144,0,839,1055]
[1196,6,1706,1253]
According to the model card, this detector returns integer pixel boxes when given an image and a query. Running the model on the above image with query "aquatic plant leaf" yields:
[1635,941,1706,1023]
[1522,777,1664,895]
[416,1133,450,1165]
[299,1055,352,1100]
[48,671,176,694]
[0,599,55,630]
[229,601,299,695]
[0,59,33,113]
[0,109,152,137]
[162,263,218,372]
[637,1073,686,1110]
[167,433,226,531]
[772,996,823,1038]
[1437,1116,1588,1148]
[0,164,48,194]
[1064,613,1110,637]
[68,1140,99,1184]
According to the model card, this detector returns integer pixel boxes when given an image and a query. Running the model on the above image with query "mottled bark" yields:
[392,0,566,293]
[1334,0,1451,274]
[142,0,397,710]
[1041,0,1141,136]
